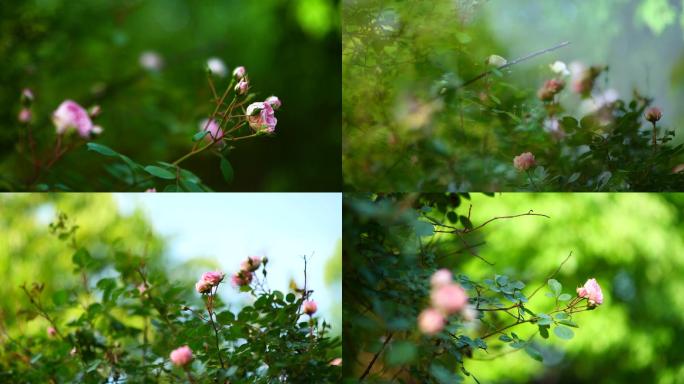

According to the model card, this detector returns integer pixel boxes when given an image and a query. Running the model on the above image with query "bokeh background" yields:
[0,193,342,338]
[343,192,684,384]
[343,0,684,190]
[0,0,340,191]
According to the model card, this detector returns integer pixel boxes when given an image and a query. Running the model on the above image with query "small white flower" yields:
[550,60,570,76]
[139,51,163,71]
[207,57,227,77]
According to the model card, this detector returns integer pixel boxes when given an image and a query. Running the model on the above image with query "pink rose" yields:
[513,152,536,171]
[246,102,277,133]
[231,271,253,287]
[240,256,262,272]
[303,300,318,315]
[430,283,468,315]
[18,108,31,123]
[47,327,57,337]
[645,107,662,123]
[430,269,453,288]
[52,100,101,138]
[199,118,224,141]
[232,66,246,79]
[418,308,445,335]
[195,279,213,294]
[201,271,225,285]
[577,278,603,306]
[265,96,281,110]
[235,79,249,95]
[169,345,193,366]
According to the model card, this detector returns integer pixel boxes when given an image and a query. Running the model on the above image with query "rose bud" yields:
[232,66,246,79]
[303,300,318,315]
[418,308,445,335]
[169,345,193,367]
[235,79,249,95]
[198,118,224,142]
[231,271,253,287]
[645,107,662,123]
[513,152,536,171]
[18,108,31,123]
[47,327,57,338]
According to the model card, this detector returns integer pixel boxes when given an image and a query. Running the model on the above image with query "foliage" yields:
[0,207,341,383]
[342,193,603,383]
[0,0,341,191]
[342,0,684,191]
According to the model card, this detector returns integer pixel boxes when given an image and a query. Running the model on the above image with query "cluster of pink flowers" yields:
[577,278,604,307]
[513,151,536,171]
[246,96,280,134]
[195,271,225,294]
[417,269,471,335]
[52,100,103,139]
[230,255,264,287]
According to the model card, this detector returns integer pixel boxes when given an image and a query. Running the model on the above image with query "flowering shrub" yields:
[342,0,684,191]
[343,193,603,383]
[11,64,280,192]
[0,214,340,383]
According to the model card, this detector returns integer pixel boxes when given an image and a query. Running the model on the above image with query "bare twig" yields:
[458,41,571,89]
[359,332,394,381]
[527,251,573,300]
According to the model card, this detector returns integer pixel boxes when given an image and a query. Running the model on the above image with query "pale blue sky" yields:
[113,193,341,323]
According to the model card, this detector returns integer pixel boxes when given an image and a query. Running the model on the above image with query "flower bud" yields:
[418,308,445,335]
[240,256,262,272]
[303,300,318,315]
[513,152,536,171]
[645,107,662,123]
[198,118,223,141]
[232,66,246,79]
[169,345,193,366]
[231,271,253,287]
[21,88,34,104]
[235,79,249,95]
[549,61,570,76]
[485,54,507,67]
[537,79,565,101]
[206,57,227,77]
[47,327,57,338]
[18,108,32,123]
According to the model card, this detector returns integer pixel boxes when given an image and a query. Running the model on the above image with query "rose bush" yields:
[343,193,603,383]
[0,213,341,383]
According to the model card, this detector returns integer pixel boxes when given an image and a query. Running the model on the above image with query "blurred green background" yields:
[459,193,684,383]
[0,0,340,191]
[343,0,684,190]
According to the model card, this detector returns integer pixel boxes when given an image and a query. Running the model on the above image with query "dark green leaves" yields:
[385,341,417,366]
[144,165,176,180]
[86,142,118,157]
[219,156,234,183]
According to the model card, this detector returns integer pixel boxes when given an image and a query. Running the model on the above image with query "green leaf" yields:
[554,325,574,340]
[144,165,176,180]
[385,341,417,366]
[413,220,434,237]
[539,325,549,339]
[446,211,458,223]
[547,279,562,296]
[536,313,552,326]
[220,156,234,183]
[499,334,512,342]
[559,319,579,328]
[525,345,543,362]
[193,130,210,142]
[558,293,572,301]
[86,142,118,157]
[431,363,463,384]
[72,248,91,269]
[459,215,473,230]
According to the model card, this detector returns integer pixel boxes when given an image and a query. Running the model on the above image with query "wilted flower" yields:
[52,100,101,138]
[645,107,662,124]
[201,271,225,285]
[207,57,227,77]
[577,278,603,306]
[246,102,278,133]
[513,152,536,171]
[240,256,262,272]
[430,283,468,315]
[170,345,193,366]
[430,269,453,288]
[232,66,246,79]
[198,118,224,141]
[265,96,281,110]
[139,51,164,71]
[485,54,507,67]
[195,279,213,294]
[418,308,445,335]
[303,300,318,315]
